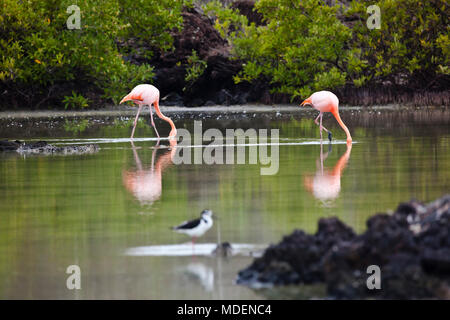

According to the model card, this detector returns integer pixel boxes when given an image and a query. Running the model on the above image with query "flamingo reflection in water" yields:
[122,139,177,206]
[303,142,352,206]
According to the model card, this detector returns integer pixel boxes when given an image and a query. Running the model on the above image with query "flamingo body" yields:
[301,91,352,143]
[308,91,339,113]
[120,84,177,139]
[123,170,162,205]
[310,175,341,200]
[121,84,159,105]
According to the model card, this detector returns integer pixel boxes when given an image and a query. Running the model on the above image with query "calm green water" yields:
[0,107,449,299]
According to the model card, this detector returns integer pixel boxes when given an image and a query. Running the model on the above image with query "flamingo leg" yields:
[314,113,321,126]
[315,112,330,135]
[149,104,160,140]
[319,114,330,133]
[319,113,332,142]
[131,105,143,139]
[319,113,324,140]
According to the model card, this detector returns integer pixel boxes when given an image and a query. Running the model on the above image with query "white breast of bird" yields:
[179,216,213,238]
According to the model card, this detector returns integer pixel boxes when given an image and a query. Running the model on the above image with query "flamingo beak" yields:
[119,94,131,104]
[300,98,312,107]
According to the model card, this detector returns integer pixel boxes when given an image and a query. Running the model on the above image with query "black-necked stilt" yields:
[171,209,214,243]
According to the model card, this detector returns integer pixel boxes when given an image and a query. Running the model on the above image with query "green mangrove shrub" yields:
[184,50,207,90]
[345,0,449,89]
[62,91,89,109]
[0,0,187,109]
[117,0,188,59]
[205,0,449,99]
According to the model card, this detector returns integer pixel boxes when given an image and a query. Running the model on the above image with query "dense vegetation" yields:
[206,0,449,99]
[0,0,188,109]
[0,0,448,109]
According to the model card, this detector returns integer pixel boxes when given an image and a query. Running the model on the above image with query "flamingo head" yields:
[119,94,132,104]
[300,97,312,107]
[120,93,143,105]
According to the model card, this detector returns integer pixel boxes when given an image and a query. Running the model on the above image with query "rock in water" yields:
[237,195,450,299]
[237,218,356,287]
[212,242,233,257]
[0,140,21,151]
[0,140,99,155]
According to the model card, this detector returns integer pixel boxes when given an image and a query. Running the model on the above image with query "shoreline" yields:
[0,104,444,120]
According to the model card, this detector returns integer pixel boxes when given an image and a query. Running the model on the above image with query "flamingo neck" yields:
[332,110,352,142]
[160,115,176,133]
[154,101,177,136]
[331,143,352,176]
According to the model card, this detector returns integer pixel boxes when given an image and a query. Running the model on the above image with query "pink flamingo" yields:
[120,84,177,139]
[300,91,352,143]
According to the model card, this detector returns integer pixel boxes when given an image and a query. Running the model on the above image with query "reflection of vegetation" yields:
[275,117,316,139]
[88,117,159,139]
[63,119,90,134]
[104,118,147,130]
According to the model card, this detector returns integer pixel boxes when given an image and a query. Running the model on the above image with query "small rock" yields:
[0,140,99,155]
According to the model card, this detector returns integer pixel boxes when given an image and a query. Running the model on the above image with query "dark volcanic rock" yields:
[151,6,230,102]
[162,6,227,65]
[237,218,356,287]
[153,66,187,97]
[147,6,254,106]
[0,140,99,155]
[214,89,234,105]
[237,195,450,299]
[231,0,265,26]
[119,5,269,106]
[160,92,184,106]
[0,140,21,151]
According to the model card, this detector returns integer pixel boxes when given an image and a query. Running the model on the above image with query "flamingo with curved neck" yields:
[120,84,177,139]
[300,91,352,143]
